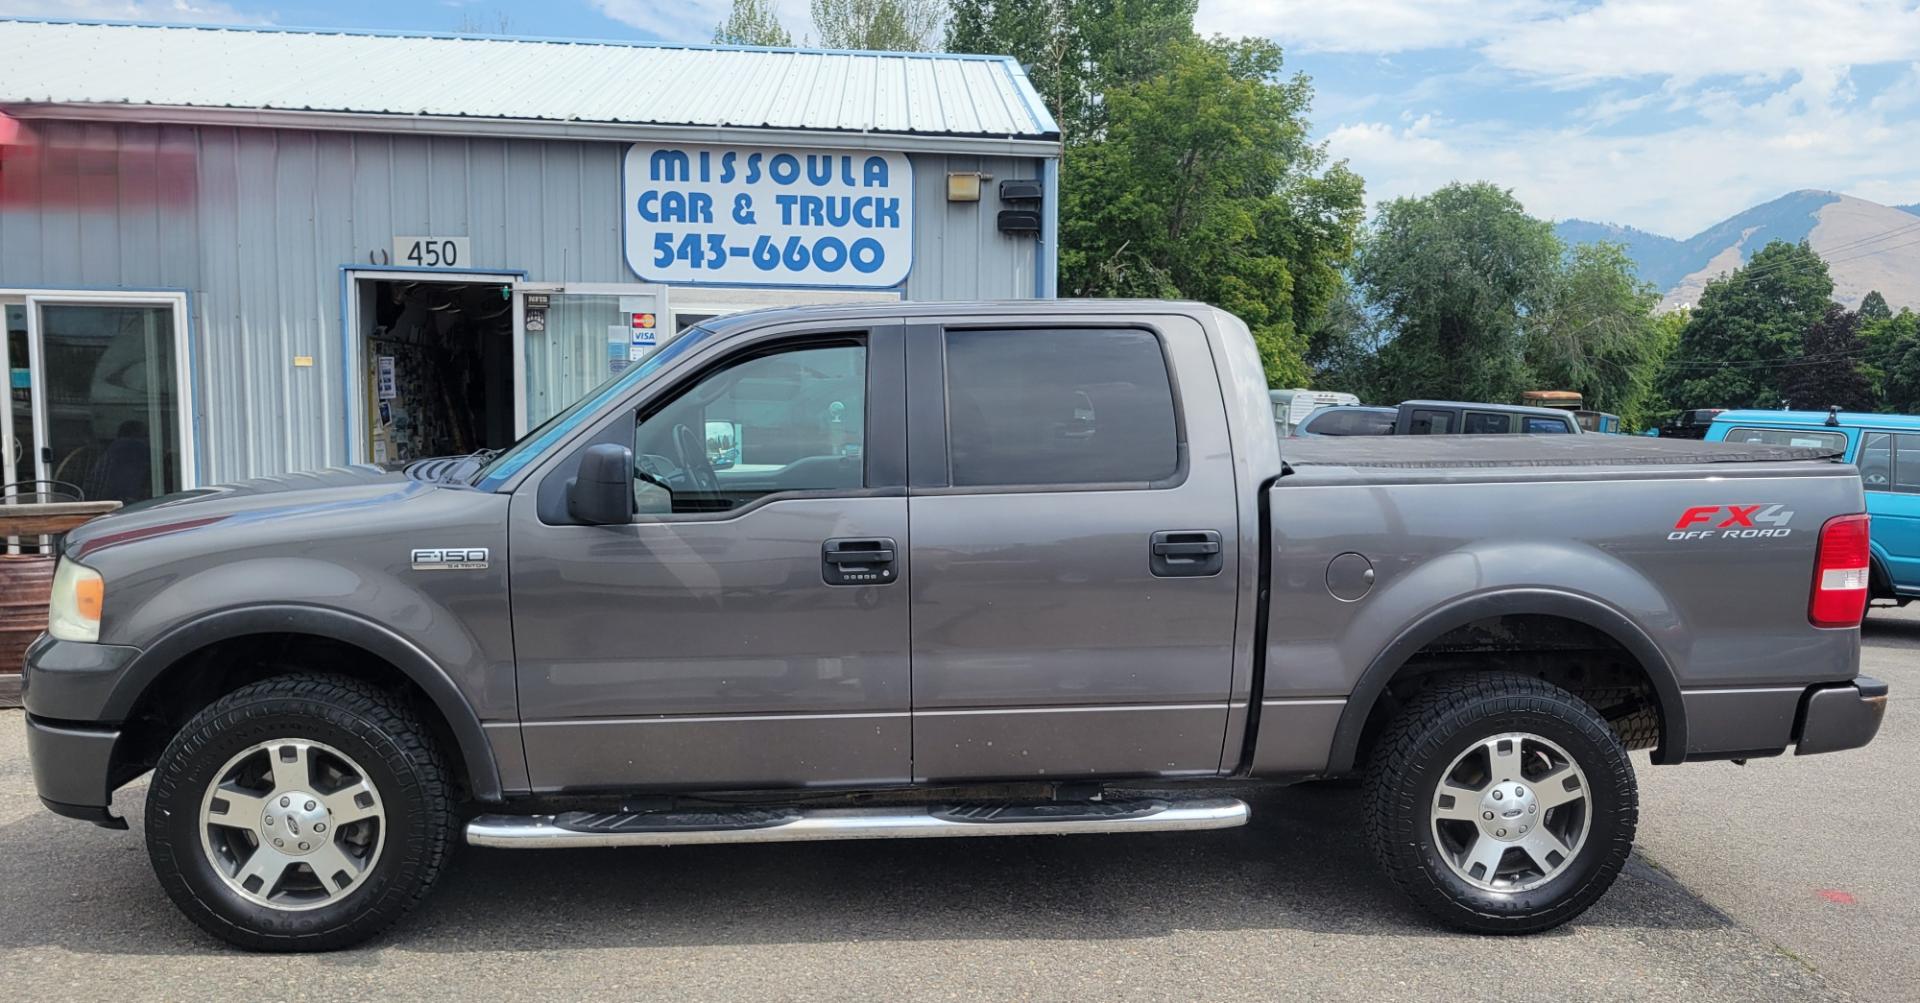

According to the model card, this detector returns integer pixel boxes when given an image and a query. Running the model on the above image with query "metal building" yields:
[0,18,1060,496]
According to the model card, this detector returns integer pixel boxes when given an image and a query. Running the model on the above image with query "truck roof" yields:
[1713,409,1920,430]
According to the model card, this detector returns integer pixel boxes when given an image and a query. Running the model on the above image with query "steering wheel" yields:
[1866,470,1890,487]
[672,423,721,497]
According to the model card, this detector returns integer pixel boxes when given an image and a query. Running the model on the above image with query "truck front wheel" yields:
[144,674,454,951]
[1363,673,1638,934]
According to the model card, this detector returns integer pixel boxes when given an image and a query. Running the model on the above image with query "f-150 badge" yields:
[411,548,490,570]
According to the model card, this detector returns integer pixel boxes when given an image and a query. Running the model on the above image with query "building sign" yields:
[622,144,913,289]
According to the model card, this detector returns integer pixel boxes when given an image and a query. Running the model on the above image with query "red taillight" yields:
[1810,513,1871,628]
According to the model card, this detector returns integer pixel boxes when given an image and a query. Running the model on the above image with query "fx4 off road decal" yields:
[1668,504,1794,541]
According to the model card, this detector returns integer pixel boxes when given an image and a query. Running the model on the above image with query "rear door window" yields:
[1462,412,1513,434]
[1407,409,1453,435]
[1896,434,1920,494]
[1523,416,1573,433]
[1860,432,1892,491]
[1722,426,1849,452]
[943,327,1179,487]
[1308,409,1395,436]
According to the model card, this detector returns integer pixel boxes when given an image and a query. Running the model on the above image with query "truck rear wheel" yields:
[144,674,453,951]
[1363,673,1638,934]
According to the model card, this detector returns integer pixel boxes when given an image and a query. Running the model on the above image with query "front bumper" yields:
[21,634,143,829]
[1796,676,1888,756]
[25,716,127,828]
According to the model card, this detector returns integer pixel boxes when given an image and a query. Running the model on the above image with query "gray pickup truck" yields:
[23,300,1887,951]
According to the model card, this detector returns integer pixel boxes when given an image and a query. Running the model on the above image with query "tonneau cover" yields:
[1281,434,1844,469]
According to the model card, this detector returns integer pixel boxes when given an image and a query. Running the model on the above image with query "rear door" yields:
[1859,430,1920,592]
[904,315,1241,782]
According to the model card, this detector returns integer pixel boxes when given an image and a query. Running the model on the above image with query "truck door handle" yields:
[1150,530,1223,578]
[822,537,898,585]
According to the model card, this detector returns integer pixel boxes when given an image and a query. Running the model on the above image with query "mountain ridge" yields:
[1556,190,1920,312]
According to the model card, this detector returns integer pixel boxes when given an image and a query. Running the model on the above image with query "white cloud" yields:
[1482,0,1920,85]
[592,0,812,44]
[1329,81,1920,236]
[1194,0,1560,54]
[0,0,268,23]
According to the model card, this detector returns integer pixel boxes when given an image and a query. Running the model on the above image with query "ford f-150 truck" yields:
[22,300,1887,951]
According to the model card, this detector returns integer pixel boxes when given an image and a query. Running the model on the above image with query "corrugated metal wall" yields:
[0,119,1046,483]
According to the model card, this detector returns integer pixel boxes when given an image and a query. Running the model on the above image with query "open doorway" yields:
[357,278,514,467]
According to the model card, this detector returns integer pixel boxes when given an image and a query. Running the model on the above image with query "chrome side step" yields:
[466,797,1249,849]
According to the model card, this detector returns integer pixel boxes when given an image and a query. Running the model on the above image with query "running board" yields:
[465,797,1249,849]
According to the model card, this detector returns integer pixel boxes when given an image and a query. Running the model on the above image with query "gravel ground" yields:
[1,613,1910,1002]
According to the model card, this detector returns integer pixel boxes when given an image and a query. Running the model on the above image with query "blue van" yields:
[1708,409,1920,605]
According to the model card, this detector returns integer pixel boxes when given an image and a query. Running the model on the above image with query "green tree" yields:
[1657,241,1835,410]
[945,0,1196,139]
[1304,279,1382,392]
[1525,241,1668,424]
[1354,182,1559,404]
[810,0,942,50]
[713,0,793,45]
[1060,37,1364,385]
[1861,290,1893,323]
[1874,309,1920,412]
[1783,304,1875,411]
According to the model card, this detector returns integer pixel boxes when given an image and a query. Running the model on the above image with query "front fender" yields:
[106,604,504,802]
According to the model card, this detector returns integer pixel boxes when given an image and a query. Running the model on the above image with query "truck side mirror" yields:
[567,443,636,525]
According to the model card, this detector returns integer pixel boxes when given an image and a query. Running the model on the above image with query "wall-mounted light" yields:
[997,178,1045,236]
[946,171,985,202]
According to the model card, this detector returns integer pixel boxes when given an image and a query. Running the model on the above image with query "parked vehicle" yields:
[1661,408,1727,439]
[1521,390,1584,411]
[1294,404,1397,437]
[1709,409,1920,605]
[1270,388,1361,436]
[1398,400,1580,435]
[1575,411,1623,434]
[25,301,1884,951]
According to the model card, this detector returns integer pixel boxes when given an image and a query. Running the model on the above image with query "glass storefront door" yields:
[0,294,191,505]
[37,302,183,504]
[2,303,32,497]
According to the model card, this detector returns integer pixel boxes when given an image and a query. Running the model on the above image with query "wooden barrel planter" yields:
[0,501,122,708]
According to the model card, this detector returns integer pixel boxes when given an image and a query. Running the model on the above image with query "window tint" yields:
[1860,432,1892,491]
[630,343,865,514]
[1307,409,1395,436]
[944,328,1178,487]
[1525,416,1573,434]
[1723,426,1848,452]
[1407,409,1453,435]
[1462,412,1513,434]
[1897,434,1920,495]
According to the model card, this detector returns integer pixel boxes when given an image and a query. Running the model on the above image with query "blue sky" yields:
[7,0,1920,236]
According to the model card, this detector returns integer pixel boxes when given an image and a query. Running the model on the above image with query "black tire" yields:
[1362,673,1638,934]
[145,674,453,951]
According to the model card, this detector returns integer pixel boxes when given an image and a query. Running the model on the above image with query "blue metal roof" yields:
[0,17,1060,143]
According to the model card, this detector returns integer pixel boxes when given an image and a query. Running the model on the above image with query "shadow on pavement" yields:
[0,779,1738,958]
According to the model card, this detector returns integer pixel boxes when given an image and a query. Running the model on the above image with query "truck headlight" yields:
[49,558,104,643]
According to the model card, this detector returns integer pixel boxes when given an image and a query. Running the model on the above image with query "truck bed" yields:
[1279,434,1847,484]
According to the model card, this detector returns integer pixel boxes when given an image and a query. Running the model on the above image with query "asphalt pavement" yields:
[0,613,1912,1002]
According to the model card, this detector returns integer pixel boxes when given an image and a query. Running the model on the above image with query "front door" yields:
[904,320,1242,782]
[510,326,912,792]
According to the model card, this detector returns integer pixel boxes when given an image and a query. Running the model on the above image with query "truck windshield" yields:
[470,327,713,491]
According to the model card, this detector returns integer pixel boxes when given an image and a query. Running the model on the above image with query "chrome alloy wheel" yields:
[1430,732,1591,893]
[197,739,386,910]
